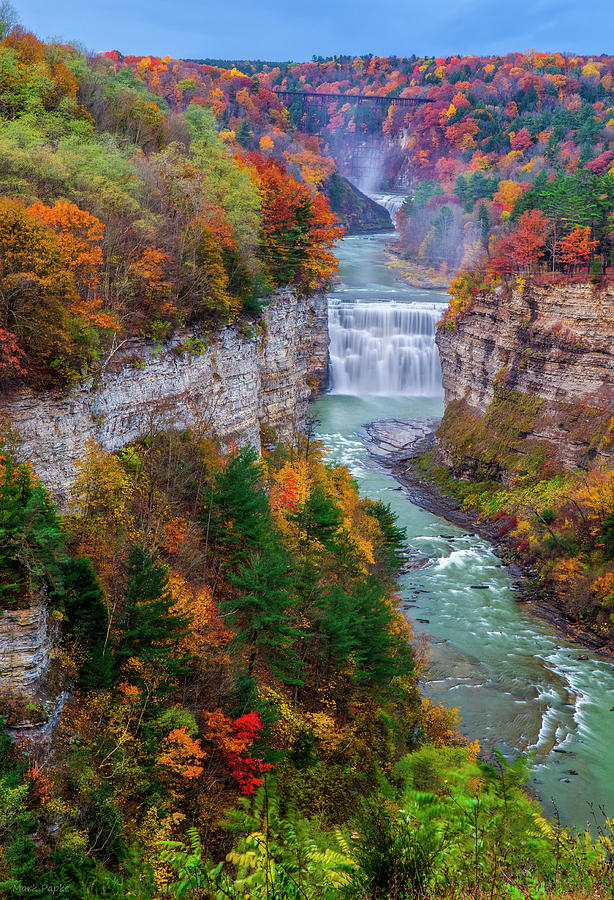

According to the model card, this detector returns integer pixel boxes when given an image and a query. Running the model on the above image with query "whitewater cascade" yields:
[328,298,446,396]
[373,192,408,224]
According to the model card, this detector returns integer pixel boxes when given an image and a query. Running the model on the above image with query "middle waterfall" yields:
[328,298,446,396]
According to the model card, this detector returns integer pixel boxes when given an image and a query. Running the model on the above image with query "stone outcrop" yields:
[0,290,329,505]
[436,280,614,471]
[0,602,53,699]
[0,289,328,708]
[325,174,393,234]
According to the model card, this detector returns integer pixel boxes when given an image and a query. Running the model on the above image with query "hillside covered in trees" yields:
[0,28,342,390]
[101,50,614,276]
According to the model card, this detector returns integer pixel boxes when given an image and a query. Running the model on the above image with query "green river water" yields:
[311,231,614,832]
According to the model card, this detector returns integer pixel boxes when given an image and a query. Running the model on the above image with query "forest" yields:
[3,425,613,898]
[97,47,614,648]
[100,50,614,276]
[1,5,614,897]
[0,28,342,389]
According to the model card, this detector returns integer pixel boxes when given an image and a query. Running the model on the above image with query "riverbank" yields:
[361,417,612,658]
[384,245,451,290]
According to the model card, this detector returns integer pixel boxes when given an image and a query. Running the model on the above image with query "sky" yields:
[15,0,614,61]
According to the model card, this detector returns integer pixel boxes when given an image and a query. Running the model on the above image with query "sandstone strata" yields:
[0,602,52,699]
[0,290,328,705]
[1,290,328,505]
[436,281,614,471]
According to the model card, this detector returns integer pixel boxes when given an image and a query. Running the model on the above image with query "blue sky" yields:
[15,0,614,60]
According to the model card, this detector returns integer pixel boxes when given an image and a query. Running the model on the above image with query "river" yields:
[311,229,614,832]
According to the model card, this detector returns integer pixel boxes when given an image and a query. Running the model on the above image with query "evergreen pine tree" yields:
[225,545,300,682]
[318,583,356,670]
[58,557,112,690]
[235,119,253,149]
[477,202,490,249]
[290,484,342,551]
[366,500,407,576]
[206,446,272,563]
[0,451,66,607]
[351,576,413,690]
[114,546,191,688]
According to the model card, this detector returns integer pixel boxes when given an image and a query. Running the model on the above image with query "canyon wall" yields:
[0,601,54,698]
[0,290,328,707]
[436,280,614,472]
[0,290,328,506]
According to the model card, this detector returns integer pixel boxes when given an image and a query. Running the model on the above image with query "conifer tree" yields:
[114,546,191,687]
[366,500,407,576]
[0,450,65,607]
[290,483,342,551]
[225,545,300,681]
[206,446,272,563]
[58,557,112,690]
[351,576,413,689]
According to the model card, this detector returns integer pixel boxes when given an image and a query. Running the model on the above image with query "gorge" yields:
[4,208,614,835]
[3,22,614,893]
[314,228,614,832]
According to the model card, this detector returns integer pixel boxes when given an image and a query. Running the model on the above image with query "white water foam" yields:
[328,299,446,396]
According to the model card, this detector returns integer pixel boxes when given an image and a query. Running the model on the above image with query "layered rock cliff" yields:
[436,280,614,474]
[0,602,54,698]
[0,289,328,708]
[0,290,328,505]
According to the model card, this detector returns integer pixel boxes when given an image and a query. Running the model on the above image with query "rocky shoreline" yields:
[384,247,451,291]
[361,416,612,659]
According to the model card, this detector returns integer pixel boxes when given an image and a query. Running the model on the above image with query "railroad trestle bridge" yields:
[273,89,432,108]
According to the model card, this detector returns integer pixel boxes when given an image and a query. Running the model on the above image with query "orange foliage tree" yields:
[556,225,598,270]
[245,154,343,290]
[27,200,118,330]
[0,198,96,381]
[157,727,205,782]
[509,209,550,271]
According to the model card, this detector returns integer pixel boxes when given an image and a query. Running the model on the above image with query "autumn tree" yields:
[27,199,119,331]
[0,199,95,384]
[556,225,598,270]
[245,154,343,290]
[509,209,549,271]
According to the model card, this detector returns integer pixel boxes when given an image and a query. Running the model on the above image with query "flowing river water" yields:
[311,228,614,832]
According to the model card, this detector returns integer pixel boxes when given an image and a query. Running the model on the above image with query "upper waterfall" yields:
[371,193,408,224]
[359,190,409,228]
[328,298,446,397]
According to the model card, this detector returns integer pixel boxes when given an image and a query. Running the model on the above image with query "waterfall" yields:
[374,193,408,224]
[366,191,409,228]
[328,299,446,396]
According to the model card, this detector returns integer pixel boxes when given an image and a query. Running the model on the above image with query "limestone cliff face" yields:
[1,290,328,505]
[436,280,614,472]
[0,290,328,708]
[0,602,53,699]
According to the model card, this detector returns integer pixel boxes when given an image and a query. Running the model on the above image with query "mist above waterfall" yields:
[328,298,445,397]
